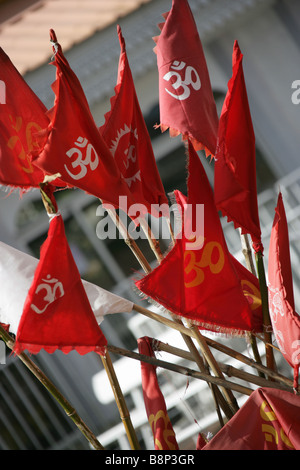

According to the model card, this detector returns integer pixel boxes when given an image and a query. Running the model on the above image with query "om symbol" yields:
[260,400,294,449]
[7,116,41,173]
[148,410,178,450]
[64,136,99,180]
[184,238,225,288]
[241,280,261,311]
[31,274,64,314]
[163,60,201,101]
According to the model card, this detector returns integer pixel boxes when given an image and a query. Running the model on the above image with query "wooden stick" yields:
[187,322,239,414]
[255,250,277,373]
[239,231,265,377]
[101,200,235,421]
[107,344,254,397]
[0,325,105,450]
[99,200,152,274]
[170,317,232,422]
[134,304,292,389]
[166,216,175,245]
[205,336,293,390]
[154,339,293,393]
[39,189,140,449]
[139,216,163,262]
[133,305,235,420]
[100,352,141,450]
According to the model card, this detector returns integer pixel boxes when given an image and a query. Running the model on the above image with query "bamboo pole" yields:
[154,339,293,393]
[100,200,235,421]
[133,218,237,420]
[132,305,294,390]
[187,322,239,414]
[139,216,163,262]
[99,200,152,274]
[0,325,105,450]
[255,249,276,373]
[170,317,230,423]
[107,344,254,397]
[101,352,141,450]
[205,336,293,390]
[133,305,235,420]
[39,186,140,449]
[239,231,265,377]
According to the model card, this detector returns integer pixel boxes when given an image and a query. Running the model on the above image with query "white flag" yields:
[0,241,133,335]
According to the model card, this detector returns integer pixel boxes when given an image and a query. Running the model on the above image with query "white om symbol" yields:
[163,60,201,101]
[64,136,99,180]
[123,144,136,170]
[31,274,64,314]
[292,340,300,365]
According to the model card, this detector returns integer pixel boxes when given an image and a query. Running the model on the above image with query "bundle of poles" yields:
[0,182,293,451]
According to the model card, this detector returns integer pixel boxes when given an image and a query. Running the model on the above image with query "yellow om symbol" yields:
[184,237,225,288]
[7,115,42,174]
[148,410,177,450]
[260,400,294,449]
[241,280,261,311]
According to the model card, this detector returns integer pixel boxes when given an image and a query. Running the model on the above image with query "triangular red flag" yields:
[138,336,179,450]
[100,26,169,218]
[153,0,219,157]
[268,192,300,390]
[172,187,262,328]
[214,40,262,253]
[202,388,300,450]
[136,142,262,334]
[31,30,141,218]
[0,48,64,192]
[13,213,107,356]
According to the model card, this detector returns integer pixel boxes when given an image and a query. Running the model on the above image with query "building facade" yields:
[0,0,299,450]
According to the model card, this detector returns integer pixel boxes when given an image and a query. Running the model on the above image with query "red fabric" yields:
[268,193,300,390]
[138,336,179,450]
[153,0,218,157]
[32,30,140,218]
[0,48,64,191]
[202,388,300,450]
[100,26,168,218]
[196,433,208,450]
[214,40,262,253]
[136,142,262,334]
[13,213,107,356]
[173,188,263,330]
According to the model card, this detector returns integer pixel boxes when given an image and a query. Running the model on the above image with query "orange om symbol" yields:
[184,237,225,288]
[7,115,41,174]
[148,410,177,450]
[260,400,294,449]
[241,280,261,311]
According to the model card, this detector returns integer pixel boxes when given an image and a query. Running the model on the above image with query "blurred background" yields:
[0,0,299,450]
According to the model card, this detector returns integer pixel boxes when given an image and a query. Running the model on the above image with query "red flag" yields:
[268,192,300,390]
[202,388,300,450]
[136,142,262,334]
[100,26,169,218]
[138,336,179,450]
[172,188,262,328]
[153,0,219,157]
[214,40,262,253]
[0,48,64,192]
[31,30,141,217]
[13,213,107,356]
